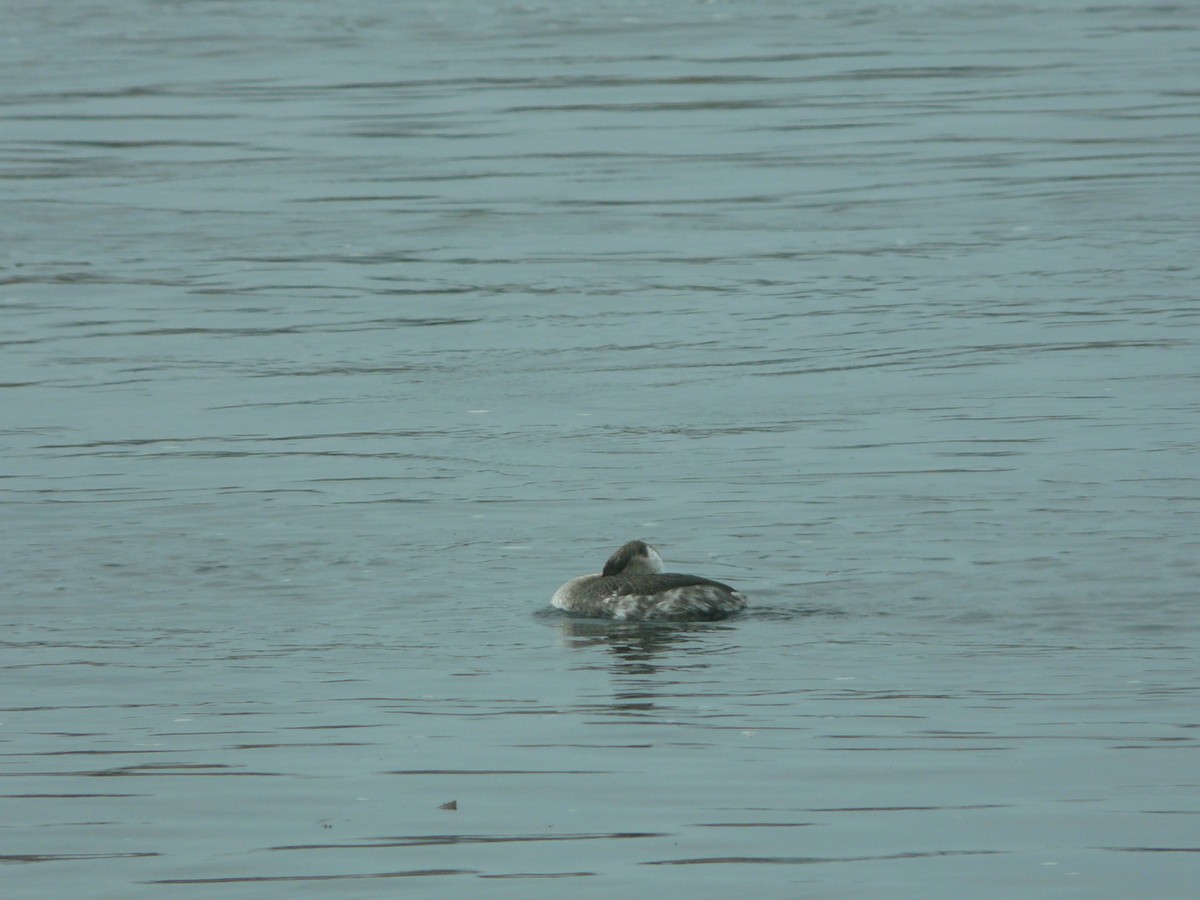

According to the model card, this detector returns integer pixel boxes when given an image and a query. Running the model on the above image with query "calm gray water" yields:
[3,1,1199,896]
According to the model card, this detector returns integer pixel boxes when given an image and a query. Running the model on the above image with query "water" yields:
[3,1,1198,896]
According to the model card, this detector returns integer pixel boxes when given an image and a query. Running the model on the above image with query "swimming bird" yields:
[551,540,747,621]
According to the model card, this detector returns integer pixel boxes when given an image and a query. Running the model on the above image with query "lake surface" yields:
[3,1,1198,896]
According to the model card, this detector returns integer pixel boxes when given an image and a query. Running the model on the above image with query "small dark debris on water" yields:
[439,800,458,811]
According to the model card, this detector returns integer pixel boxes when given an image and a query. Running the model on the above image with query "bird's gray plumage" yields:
[552,541,747,621]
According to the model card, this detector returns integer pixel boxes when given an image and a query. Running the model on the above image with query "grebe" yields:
[551,540,747,621]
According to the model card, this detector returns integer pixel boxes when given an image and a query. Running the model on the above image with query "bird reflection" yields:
[551,616,736,676]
